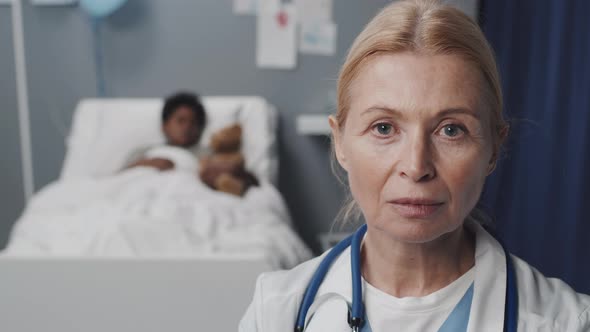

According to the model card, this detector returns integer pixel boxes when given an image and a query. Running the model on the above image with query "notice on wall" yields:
[256,4,297,69]
[299,21,337,56]
[234,0,280,16]
[258,0,280,15]
[294,0,332,23]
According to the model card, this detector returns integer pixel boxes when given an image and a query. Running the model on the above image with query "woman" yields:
[239,1,590,331]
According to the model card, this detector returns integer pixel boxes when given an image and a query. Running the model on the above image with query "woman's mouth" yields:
[388,198,444,219]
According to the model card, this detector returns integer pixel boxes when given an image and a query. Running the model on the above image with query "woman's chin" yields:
[373,217,461,244]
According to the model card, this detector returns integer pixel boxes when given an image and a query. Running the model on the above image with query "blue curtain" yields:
[480,0,590,294]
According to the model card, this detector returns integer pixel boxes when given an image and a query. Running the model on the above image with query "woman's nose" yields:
[398,133,435,182]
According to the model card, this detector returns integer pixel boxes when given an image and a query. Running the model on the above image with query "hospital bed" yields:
[0,96,311,331]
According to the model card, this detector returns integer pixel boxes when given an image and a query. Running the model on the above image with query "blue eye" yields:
[375,123,393,135]
[441,124,464,137]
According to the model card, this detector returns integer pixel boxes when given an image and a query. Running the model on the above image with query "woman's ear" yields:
[487,158,497,175]
[329,115,348,171]
[488,124,509,175]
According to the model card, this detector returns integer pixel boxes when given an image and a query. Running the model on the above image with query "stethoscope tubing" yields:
[294,224,518,332]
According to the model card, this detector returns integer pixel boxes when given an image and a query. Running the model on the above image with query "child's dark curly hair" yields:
[162,92,207,138]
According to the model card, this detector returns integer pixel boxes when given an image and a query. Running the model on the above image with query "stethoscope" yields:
[294,224,519,332]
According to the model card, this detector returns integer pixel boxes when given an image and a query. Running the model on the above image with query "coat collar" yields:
[466,222,507,332]
[313,222,508,331]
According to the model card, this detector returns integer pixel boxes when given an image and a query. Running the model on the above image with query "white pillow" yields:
[60,97,278,184]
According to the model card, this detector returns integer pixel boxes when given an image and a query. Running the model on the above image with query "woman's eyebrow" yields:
[361,106,405,119]
[437,107,480,120]
[361,106,480,120]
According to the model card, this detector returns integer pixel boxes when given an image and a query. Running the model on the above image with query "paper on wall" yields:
[294,0,332,23]
[299,21,337,56]
[256,4,297,69]
[233,0,279,15]
[258,0,280,15]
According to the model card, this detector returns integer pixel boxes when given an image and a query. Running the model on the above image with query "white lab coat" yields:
[239,222,590,331]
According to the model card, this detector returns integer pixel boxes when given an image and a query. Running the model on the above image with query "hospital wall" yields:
[0,0,478,253]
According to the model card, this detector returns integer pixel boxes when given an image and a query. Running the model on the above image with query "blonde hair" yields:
[333,0,508,226]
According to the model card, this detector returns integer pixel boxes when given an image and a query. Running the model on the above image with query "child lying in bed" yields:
[126,92,258,196]
[127,92,207,171]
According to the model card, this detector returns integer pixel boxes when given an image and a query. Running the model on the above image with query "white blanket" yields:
[4,167,311,269]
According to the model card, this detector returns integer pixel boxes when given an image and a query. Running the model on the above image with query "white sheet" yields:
[4,166,311,269]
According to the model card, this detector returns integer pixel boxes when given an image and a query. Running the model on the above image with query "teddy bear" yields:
[198,124,259,196]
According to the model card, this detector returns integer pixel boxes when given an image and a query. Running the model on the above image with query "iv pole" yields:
[11,0,35,201]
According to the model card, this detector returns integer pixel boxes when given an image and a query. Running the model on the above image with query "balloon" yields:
[79,0,127,18]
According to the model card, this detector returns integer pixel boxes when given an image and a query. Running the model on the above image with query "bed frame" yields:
[0,255,270,332]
